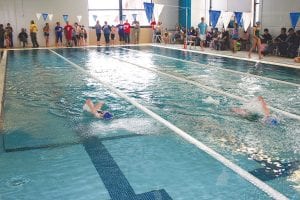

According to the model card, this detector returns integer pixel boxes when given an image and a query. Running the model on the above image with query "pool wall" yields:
[0,50,7,130]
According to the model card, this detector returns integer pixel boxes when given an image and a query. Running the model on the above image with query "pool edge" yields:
[0,50,7,131]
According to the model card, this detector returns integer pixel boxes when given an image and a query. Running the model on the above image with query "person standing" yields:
[55,22,63,47]
[110,25,116,45]
[18,28,28,48]
[132,18,140,44]
[43,23,50,47]
[116,21,124,45]
[64,21,73,47]
[198,17,208,51]
[0,24,5,48]
[231,23,239,53]
[248,21,262,59]
[95,20,101,46]
[30,20,39,48]
[102,21,111,46]
[123,20,131,44]
[5,23,13,47]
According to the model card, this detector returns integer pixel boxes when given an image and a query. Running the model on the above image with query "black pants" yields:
[104,34,110,44]
[0,37,4,48]
[30,32,39,47]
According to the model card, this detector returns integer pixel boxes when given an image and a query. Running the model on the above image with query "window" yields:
[88,0,153,26]
[254,0,260,23]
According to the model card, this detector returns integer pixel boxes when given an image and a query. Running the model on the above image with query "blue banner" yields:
[122,15,126,21]
[209,10,221,28]
[132,14,137,21]
[42,13,48,21]
[290,12,300,28]
[234,12,243,27]
[63,14,69,22]
[92,15,98,22]
[144,2,154,23]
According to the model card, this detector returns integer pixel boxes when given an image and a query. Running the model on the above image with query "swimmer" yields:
[83,98,113,120]
[231,96,279,125]
[294,56,300,63]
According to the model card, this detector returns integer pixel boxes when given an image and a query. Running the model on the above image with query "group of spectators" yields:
[156,17,300,60]
[0,20,88,48]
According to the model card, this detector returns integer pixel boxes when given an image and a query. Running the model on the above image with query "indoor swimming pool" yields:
[0,46,299,199]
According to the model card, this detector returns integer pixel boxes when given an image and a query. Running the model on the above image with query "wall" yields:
[260,0,300,36]
[0,0,89,47]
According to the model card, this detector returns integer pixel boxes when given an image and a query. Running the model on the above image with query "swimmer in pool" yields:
[83,98,113,120]
[231,96,279,125]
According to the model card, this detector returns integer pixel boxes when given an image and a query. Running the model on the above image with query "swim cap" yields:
[264,116,279,126]
[103,112,113,120]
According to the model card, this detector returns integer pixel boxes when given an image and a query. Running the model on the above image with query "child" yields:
[18,28,28,48]
[111,25,116,45]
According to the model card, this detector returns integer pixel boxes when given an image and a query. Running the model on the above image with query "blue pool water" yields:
[0,47,299,199]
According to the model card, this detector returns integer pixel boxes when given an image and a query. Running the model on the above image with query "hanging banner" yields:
[36,13,41,21]
[209,10,221,28]
[48,14,53,21]
[153,3,164,22]
[63,14,69,22]
[42,13,48,21]
[290,12,300,28]
[92,15,97,22]
[242,12,252,31]
[221,11,233,30]
[122,15,126,21]
[114,15,119,23]
[234,12,243,27]
[132,14,137,21]
[143,2,154,23]
[77,15,82,22]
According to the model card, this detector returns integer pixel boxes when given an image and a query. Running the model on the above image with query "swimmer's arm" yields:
[94,102,104,111]
[259,97,270,117]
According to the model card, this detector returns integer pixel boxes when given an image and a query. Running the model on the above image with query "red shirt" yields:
[64,25,73,40]
[123,22,131,34]
[150,21,156,30]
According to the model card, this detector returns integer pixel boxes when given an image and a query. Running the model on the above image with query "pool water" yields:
[0,47,299,199]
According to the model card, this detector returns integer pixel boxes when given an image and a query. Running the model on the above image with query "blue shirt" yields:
[102,25,111,35]
[55,26,63,35]
[198,22,207,35]
[95,24,101,34]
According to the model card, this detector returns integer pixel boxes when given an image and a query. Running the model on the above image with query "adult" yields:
[123,20,131,44]
[248,22,262,59]
[95,20,102,46]
[43,22,50,47]
[116,21,125,45]
[29,20,39,48]
[102,21,111,45]
[132,18,140,44]
[198,17,208,51]
[5,23,13,47]
[231,23,239,53]
[18,28,28,48]
[0,24,5,48]
[55,22,63,47]
[83,99,113,120]
[110,25,116,45]
[64,21,73,47]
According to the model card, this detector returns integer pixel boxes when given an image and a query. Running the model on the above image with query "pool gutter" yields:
[0,50,7,130]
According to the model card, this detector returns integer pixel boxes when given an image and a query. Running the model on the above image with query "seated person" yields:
[231,96,279,125]
[215,28,230,50]
[83,98,113,120]
[154,21,162,43]
[260,28,273,55]
[286,29,300,58]
[239,29,250,50]
[278,28,297,57]
[172,25,182,43]
[18,28,28,48]
[295,56,300,63]
[266,27,287,55]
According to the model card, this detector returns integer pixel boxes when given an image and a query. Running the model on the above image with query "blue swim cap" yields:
[103,112,113,120]
[265,116,279,126]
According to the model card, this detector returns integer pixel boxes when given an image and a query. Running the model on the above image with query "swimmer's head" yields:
[103,112,113,120]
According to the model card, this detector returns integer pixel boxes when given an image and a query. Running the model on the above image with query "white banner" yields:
[77,15,82,22]
[48,14,53,21]
[153,4,164,22]
[242,12,252,31]
[220,11,233,30]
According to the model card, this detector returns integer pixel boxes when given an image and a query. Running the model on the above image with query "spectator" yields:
[82,25,88,46]
[278,28,297,57]
[102,21,111,46]
[162,28,170,44]
[29,20,39,48]
[55,22,63,47]
[123,20,131,44]
[95,20,102,46]
[64,21,73,47]
[231,23,239,53]
[111,25,116,45]
[0,24,5,48]
[5,23,13,47]
[150,17,157,42]
[132,18,140,44]
[198,17,208,51]
[117,21,125,45]
[43,23,50,47]
[266,27,287,55]
[239,29,250,50]
[172,25,182,44]
[18,28,28,48]
[261,28,272,44]
[154,21,162,43]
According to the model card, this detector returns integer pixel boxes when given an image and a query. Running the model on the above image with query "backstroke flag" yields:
[234,12,243,27]
[153,3,164,23]
[63,14,69,22]
[42,13,48,21]
[209,10,221,28]
[242,12,252,31]
[144,2,154,23]
[290,12,300,28]
[132,14,137,21]
[48,14,53,21]
[93,15,98,22]
[36,13,41,21]
[221,11,233,30]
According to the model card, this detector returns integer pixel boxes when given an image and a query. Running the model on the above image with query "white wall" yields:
[261,0,300,36]
[154,0,179,29]
[0,0,89,47]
